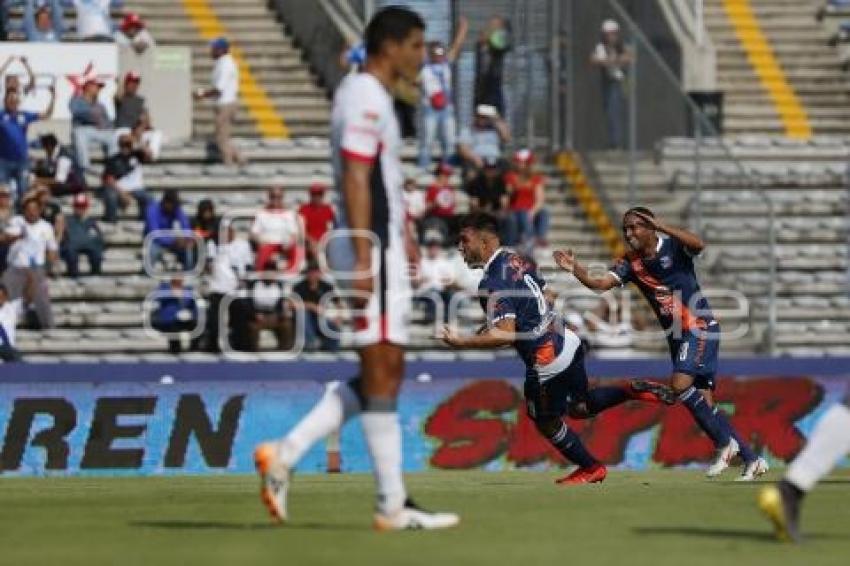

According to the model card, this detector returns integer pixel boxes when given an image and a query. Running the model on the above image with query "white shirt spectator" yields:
[251,208,301,247]
[404,188,426,220]
[212,53,239,106]
[419,62,453,106]
[208,238,253,295]
[5,216,59,268]
[419,253,456,292]
[252,280,283,312]
[114,28,156,49]
[0,298,23,347]
[74,0,113,39]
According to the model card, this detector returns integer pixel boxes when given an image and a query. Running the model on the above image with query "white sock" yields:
[278,380,360,467]
[361,410,407,514]
[786,403,850,492]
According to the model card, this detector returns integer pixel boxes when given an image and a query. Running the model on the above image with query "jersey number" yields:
[523,274,547,316]
[679,342,689,362]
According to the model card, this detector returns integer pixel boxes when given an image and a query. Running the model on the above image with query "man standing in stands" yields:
[298,183,336,262]
[0,85,55,202]
[194,37,243,165]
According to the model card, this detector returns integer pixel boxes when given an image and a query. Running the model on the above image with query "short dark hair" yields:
[365,6,426,57]
[623,206,654,221]
[459,212,501,237]
[0,283,6,295]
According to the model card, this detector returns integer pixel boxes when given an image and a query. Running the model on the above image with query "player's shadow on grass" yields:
[634,526,845,542]
[130,520,362,532]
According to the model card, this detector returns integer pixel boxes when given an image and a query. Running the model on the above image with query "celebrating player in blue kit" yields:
[554,207,768,480]
[442,212,675,484]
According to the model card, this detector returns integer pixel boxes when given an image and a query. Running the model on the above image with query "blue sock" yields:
[547,422,597,468]
[714,408,756,463]
[679,387,730,448]
[587,386,630,415]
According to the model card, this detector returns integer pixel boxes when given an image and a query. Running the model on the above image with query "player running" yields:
[553,207,768,480]
[441,212,675,484]
[758,398,850,542]
[254,7,459,530]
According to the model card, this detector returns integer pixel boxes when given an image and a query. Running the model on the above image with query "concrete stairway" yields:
[703,0,850,135]
[128,0,330,139]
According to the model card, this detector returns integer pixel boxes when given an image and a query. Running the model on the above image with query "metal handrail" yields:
[608,0,778,355]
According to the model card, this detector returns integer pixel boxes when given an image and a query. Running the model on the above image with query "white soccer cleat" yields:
[373,498,460,531]
[736,457,769,482]
[706,437,740,478]
[254,442,291,523]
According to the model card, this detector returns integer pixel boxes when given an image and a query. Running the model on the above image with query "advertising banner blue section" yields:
[0,358,847,477]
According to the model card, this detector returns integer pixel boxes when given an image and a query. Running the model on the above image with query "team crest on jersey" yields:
[507,254,531,279]
[660,255,672,269]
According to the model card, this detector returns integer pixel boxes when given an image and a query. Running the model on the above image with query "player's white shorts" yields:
[324,229,411,348]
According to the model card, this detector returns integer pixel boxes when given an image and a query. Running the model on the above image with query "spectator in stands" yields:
[144,188,194,272]
[298,182,335,261]
[251,186,304,273]
[114,72,163,162]
[248,265,293,352]
[192,198,219,246]
[474,16,511,115]
[0,55,36,96]
[114,12,156,54]
[292,261,340,352]
[60,192,103,278]
[458,104,511,179]
[152,277,199,355]
[23,0,65,42]
[194,37,243,165]
[413,232,457,324]
[32,185,64,243]
[417,17,468,171]
[33,133,87,196]
[505,149,549,249]
[0,184,14,273]
[3,192,57,329]
[403,177,426,239]
[466,156,509,214]
[73,0,118,42]
[423,162,457,243]
[100,132,148,222]
[204,223,252,352]
[0,84,55,203]
[70,75,115,171]
[0,277,35,362]
[590,19,632,150]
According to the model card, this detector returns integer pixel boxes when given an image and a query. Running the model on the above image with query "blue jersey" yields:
[479,249,581,380]
[609,236,715,332]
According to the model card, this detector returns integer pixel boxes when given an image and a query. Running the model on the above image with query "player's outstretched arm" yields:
[553,249,619,293]
[440,318,515,350]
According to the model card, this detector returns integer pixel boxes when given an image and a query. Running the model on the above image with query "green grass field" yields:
[1,470,848,566]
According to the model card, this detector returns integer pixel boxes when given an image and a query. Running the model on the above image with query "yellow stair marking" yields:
[181,0,289,138]
[721,0,811,138]
[556,152,625,258]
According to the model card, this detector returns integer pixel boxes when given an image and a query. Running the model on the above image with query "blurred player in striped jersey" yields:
[254,6,458,530]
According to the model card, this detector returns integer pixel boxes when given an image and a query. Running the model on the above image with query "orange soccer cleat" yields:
[555,464,608,485]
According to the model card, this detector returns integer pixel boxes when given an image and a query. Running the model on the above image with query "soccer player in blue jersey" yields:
[441,212,674,484]
[554,206,768,480]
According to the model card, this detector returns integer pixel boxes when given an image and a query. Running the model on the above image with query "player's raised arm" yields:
[631,210,705,254]
[553,249,619,293]
[440,318,516,349]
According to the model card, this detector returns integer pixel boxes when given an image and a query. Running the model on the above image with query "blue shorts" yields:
[669,322,720,390]
[524,346,588,421]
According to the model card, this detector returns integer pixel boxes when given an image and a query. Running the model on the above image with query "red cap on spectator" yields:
[513,148,535,165]
[437,162,453,176]
[121,13,145,31]
[83,74,106,88]
[73,193,90,208]
[125,71,141,84]
[309,183,326,195]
